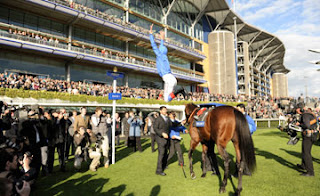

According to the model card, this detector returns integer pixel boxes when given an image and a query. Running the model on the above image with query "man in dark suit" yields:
[153,106,171,176]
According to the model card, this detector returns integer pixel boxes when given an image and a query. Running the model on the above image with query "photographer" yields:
[0,149,34,195]
[0,177,30,196]
[90,107,109,168]
[44,110,56,174]
[73,127,100,172]
[2,107,17,141]
[127,111,143,152]
[146,112,158,153]
[52,111,67,172]
[296,104,318,177]
[65,110,77,161]
[20,110,44,177]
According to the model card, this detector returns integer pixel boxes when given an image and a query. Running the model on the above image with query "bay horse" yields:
[185,103,256,195]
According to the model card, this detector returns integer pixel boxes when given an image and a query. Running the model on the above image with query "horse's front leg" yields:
[189,138,199,180]
[188,148,196,179]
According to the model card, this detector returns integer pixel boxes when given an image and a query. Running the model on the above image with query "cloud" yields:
[235,0,269,13]
[236,0,301,23]
[234,0,320,97]
[301,0,320,23]
[277,33,320,97]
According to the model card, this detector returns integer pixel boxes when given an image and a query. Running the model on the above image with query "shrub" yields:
[0,87,246,106]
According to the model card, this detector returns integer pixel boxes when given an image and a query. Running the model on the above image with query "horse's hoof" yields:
[219,187,226,194]
[201,173,206,178]
[236,188,242,196]
[191,173,196,180]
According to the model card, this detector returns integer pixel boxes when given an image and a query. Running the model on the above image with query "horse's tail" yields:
[234,109,256,173]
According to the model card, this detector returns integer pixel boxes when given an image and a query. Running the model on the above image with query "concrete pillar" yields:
[125,74,128,87]
[124,0,129,23]
[68,25,72,50]
[125,41,129,62]
[65,63,70,82]
[272,73,288,97]
[208,31,237,95]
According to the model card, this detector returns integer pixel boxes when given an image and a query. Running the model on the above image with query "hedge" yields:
[0,88,246,106]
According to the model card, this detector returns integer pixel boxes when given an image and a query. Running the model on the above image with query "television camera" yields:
[278,114,302,145]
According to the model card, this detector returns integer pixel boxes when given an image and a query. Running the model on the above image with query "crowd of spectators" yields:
[0,100,134,195]
[5,27,166,73]
[57,0,199,53]
[1,72,320,119]
[0,94,194,195]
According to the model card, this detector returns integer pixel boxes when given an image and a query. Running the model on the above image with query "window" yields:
[51,21,65,36]
[24,14,38,30]
[9,10,24,26]
[38,17,51,33]
[0,7,9,23]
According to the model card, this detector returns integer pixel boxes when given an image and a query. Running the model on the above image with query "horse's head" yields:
[184,103,198,126]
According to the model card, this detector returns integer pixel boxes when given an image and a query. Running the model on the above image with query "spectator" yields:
[127,111,143,152]
[114,113,121,146]
[121,112,130,146]
[146,112,158,153]
[65,110,77,161]
[90,107,109,168]
[52,111,67,172]
[73,127,100,171]
[74,107,90,133]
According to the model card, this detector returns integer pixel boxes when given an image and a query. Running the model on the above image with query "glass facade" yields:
[0,50,65,80]
[73,27,125,51]
[129,14,162,32]
[129,0,162,22]
[129,43,156,60]
[167,31,191,47]
[0,6,68,37]
[70,64,123,85]
[75,0,124,18]
[0,0,205,91]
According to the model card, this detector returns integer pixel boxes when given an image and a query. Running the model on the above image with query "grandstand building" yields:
[0,0,289,97]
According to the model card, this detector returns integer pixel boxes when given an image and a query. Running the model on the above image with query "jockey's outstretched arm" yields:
[149,24,160,56]
[149,33,160,56]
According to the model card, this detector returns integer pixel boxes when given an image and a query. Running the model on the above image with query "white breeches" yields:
[162,73,177,102]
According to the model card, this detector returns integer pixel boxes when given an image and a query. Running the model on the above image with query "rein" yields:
[187,107,199,124]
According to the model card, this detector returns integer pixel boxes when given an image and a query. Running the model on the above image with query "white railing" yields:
[254,118,285,128]
[0,31,204,81]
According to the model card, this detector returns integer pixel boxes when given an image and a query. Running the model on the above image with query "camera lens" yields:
[14,180,23,190]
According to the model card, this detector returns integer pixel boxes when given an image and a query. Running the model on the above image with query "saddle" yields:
[193,107,214,127]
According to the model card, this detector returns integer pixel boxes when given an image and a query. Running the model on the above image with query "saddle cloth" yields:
[194,107,214,127]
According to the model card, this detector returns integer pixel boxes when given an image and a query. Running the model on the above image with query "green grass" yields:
[32,129,320,196]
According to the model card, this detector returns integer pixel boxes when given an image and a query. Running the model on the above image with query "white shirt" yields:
[91,115,100,127]
[161,114,167,122]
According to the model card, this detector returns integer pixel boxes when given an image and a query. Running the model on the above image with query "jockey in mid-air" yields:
[149,24,186,102]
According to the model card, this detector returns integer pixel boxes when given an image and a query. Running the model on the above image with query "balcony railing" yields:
[0,31,204,81]
[46,0,202,56]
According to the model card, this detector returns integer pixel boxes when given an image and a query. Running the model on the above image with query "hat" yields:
[294,102,305,112]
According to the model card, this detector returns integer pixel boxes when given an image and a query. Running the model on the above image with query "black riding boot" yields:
[174,88,187,99]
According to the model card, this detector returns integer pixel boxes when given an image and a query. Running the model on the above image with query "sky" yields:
[228,0,320,98]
